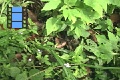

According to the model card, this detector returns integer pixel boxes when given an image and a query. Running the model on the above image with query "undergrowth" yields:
[0,0,120,80]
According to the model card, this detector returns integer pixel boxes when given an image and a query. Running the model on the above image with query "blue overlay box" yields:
[12,13,22,21]
[12,22,22,28]
[12,7,22,12]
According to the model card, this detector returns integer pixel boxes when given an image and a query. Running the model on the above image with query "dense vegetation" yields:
[0,0,120,80]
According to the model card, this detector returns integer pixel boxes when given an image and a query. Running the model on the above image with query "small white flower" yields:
[20,32,23,34]
[37,49,42,53]
[19,32,23,34]
[28,58,32,61]
[64,63,71,68]
[39,63,41,65]
[38,49,41,52]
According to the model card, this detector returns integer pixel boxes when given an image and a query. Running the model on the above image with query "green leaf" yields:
[84,0,103,17]
[73,20,90,38]
[36,53,41,60]
[107,19,114,31]
[46,17,61,35]
[84,39,100,57]
[67,9,80,23]
[70,9,80,18]
[97,42,115,63]
[29,69,44,80]
[10,67,20,78]
[109,0,120,7]
[15,71,27,80]
[58,23,67,32]
[73,67,88,78]
[75,26,81,38]
[96,35,108,44]
[75,44,83,56]
[45,67,53,78]
[63,9,69,20]
[108,31,118,42]
[0,0,4,4]
[69,15,76,24]
[117,28,120,36]
[42,0,61,10]
[0,17,6,23]
[62,9,80,23]
[61,6,80,22]
[107,31,119,49]
[97,0,109,12]
[41,55,51,65]
[75,27,90,38]
[64,0,77,6]
[60,54,70,60]
[77,7,100,23]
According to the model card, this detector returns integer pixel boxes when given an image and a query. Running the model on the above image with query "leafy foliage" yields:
[0,0,120,80]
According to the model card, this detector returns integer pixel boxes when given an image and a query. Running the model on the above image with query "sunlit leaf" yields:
[42,0,61,10]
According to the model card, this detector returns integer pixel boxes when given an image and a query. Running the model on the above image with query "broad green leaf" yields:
[70,25,75,31]
[86,39,97,47]
[29,69,44,80]
[10,67,20,78]
[73,20,90,38]
[84,39,100,57]
[63,9,69,20]
[107,19,114,31]
[75,26,81,38]
[70,9,80,17]
[108,31,118,42]
[58,23,67,32]
[99,46,113,63]
[64,0,77,6]
[97,0,109,12]
[60,54,70,60]
[99,43,112,53]
[65,9,80,23]
[75,44,83,56]
[80,28,90,38]
[59,5,68,11]
[75,27,90,38]
[117,28,120,36]
[46,17,61,35]
[15,71,27,80]
[79,10,93,23]
[100,54,113,63]
[69,15,76,24]
[107,5,115,14]
[63,8,85,23]
[42,0,61,10]
[77,8,100,23]
[109,0,120,7]
[94,25,102,29]
[96,35,108,44]
[84,0,103,17]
